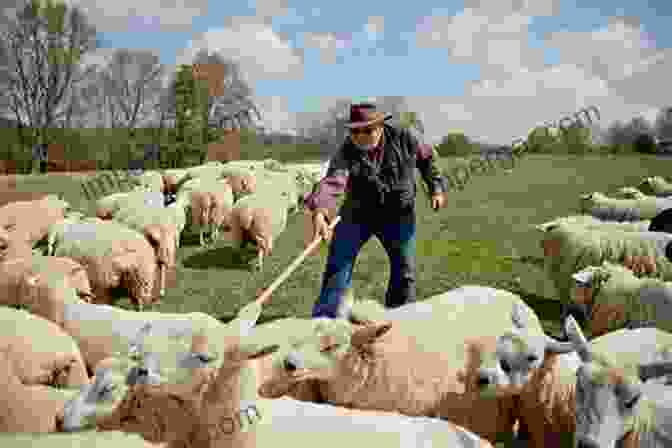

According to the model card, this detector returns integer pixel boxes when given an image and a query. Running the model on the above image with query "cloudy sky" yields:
[63,0,672,144]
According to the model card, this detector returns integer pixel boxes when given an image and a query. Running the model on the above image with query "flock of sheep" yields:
[3,163,672,447]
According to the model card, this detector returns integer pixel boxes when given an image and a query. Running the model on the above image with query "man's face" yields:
[350,123,384,150]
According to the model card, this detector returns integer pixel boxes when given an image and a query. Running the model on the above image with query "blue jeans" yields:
[312,211,417,318]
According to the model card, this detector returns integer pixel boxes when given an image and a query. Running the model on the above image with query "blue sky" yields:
[86,0,672,143]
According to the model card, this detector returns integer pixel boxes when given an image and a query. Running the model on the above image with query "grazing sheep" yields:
[638,176,672,197]
[175,177,234,246]
[535,222,672,302]
[567,316,672,448]
[571,262,672,337]
[257,286,574,445]
[514,321,672,448]
[0,194,70,246]
[111,204,179,297]
[536,215,652,234]
[229,190,291,271]
[617,186,648,200]
[0,307,88,387]
[579,192,672,221]
[52,220,158,310]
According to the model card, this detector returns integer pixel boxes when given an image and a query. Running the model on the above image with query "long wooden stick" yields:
[255,215,341,307]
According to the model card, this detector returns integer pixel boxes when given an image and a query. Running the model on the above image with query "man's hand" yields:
[431,192,446,211]
[304,210,333,256]
[313,212,333,242]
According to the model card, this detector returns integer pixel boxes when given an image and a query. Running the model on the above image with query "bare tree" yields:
[0,0,100,145]
[91,48,165,130]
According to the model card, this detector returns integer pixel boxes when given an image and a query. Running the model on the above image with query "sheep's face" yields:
[477,330,546,396]
[575,363,642,448]
[258,320,391,397]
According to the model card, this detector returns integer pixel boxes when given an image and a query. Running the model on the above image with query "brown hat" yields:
[343,103,393,128]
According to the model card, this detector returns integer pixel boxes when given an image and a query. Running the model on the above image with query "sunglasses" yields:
[350,126,379,136]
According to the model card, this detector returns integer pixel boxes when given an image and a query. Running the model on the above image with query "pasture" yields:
[3,153,670,340]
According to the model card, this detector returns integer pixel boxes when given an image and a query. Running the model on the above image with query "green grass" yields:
[7,153,672,334]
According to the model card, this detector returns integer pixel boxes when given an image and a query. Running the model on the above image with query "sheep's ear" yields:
[351,322,393,346]
[244,343,280,360]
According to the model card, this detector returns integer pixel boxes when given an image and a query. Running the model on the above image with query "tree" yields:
[654,107,672,141]
[91,48,165,131]
[0,0,99,154]
[435,132,473,156]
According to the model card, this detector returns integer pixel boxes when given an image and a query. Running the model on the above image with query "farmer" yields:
[303,103,448,318]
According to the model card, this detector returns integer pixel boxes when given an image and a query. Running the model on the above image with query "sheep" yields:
[52,220,158,310]
[95,189,164,220]
[256,286,574,445]
[0,306,88,388]
[251,396,496,448]
[579,192,672,221]
[536,215,652,233]
[59,300,261,377]
[616,186,648,200]
[0,257,93,325]
[0,346,83,432]
[174,177,234,247]
[111,204,179,297]
[512,321,672,448]
[219,164,257,199]
[84,303,264,443]
[228,190,291,271]
[570,262,672,337]
[0,194,70,246]
[566,315,672,448]
[535,222,672,302]
[638,176,672,197]
[254,170,301,215]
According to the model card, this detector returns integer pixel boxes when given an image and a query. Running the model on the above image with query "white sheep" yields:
[579,191,672,221]
[52,220,159,309]
[95,189,163,220]
[0,307,89,388]
[0,194,70,246]
[536,222,672,302]
[228,189,291,271]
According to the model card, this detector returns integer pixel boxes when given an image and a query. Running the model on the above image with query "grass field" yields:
[5,153,672,339]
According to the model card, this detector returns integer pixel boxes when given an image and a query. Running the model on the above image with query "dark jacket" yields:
[303,124,446,221]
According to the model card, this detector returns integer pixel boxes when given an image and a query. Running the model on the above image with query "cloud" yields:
[364,16,384,41]
[175,18,304,86]
[301,31,352,65]
[63,0,210,33]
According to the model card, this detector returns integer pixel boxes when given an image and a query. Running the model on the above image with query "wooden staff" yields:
[255,215,341,307]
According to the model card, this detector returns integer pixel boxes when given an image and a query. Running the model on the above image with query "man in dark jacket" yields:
[303,103,448,318]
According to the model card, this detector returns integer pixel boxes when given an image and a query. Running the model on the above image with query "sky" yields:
[38,0,672,144]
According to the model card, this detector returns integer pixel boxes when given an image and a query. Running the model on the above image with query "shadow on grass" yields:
[182,245,252,270]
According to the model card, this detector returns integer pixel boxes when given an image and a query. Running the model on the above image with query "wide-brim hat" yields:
[343,103,393,128]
